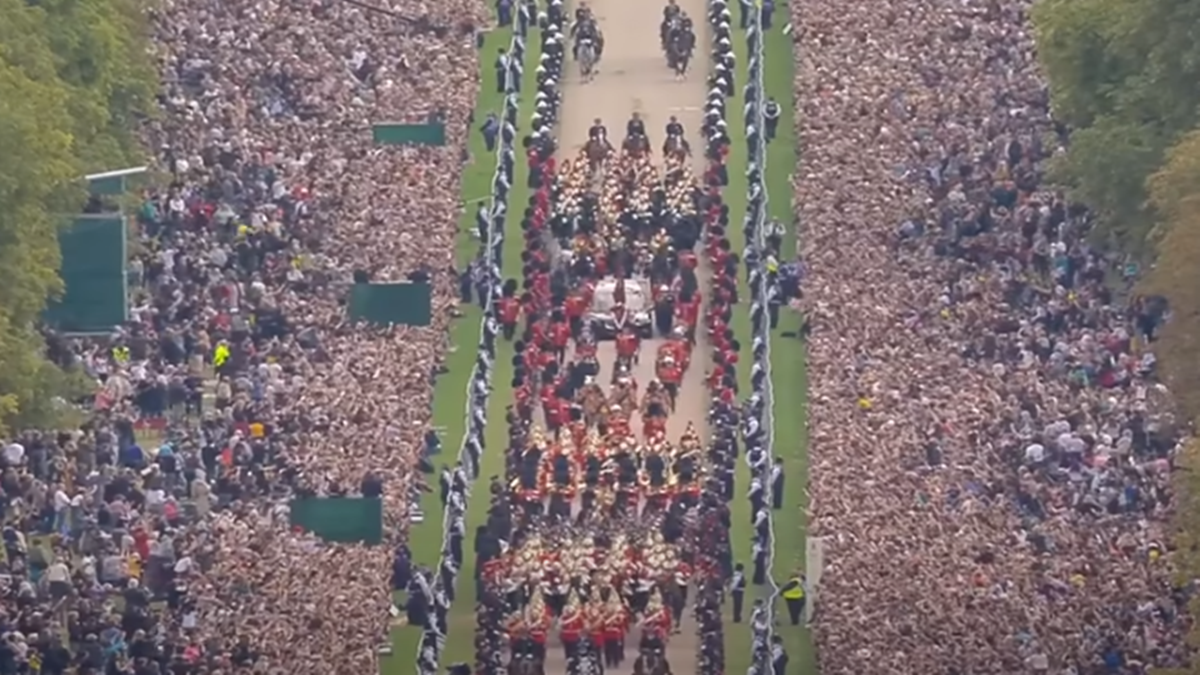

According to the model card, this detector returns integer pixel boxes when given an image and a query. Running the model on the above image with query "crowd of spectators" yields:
[0,0,502,671]
[793,0,1190,672]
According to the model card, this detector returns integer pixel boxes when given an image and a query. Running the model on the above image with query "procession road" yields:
[545,0,713,671]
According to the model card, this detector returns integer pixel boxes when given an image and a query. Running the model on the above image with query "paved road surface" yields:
[546,0,712,671]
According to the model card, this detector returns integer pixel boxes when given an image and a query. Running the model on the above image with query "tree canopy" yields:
[0,0,155,435]
[1033,0,1200,250]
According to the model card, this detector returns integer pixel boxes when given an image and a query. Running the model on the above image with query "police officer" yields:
[494,48,509,93]
[780,572,806,625]
[770,456,784,509]
[665,115,684,138]
[770,635,788,675]
[730,562,747,622]
[763,96,781,141]
[663,0,680,21]
[590,117,607,141]
[626,112,646,139]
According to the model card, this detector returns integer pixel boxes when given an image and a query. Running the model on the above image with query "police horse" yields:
[585,130,614,179]
[662,133,690,161]
[622,132,651,158]
[509,653,543,675]
[633,645,670,675]
[572,15,604,71]
[665,23,693,77]
[578,36,599,81]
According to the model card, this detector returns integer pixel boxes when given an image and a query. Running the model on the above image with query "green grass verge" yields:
[429,21,543,674]
[722,17,815,675]
[380,23,540,675]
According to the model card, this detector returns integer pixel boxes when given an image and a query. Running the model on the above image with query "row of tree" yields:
[0,0,156,435]
[1034,0,1200,665]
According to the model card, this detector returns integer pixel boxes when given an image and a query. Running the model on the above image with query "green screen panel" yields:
[44,215,128,333]
[372,123,446,146]
[348,282,432,327]
[289,497,383,545]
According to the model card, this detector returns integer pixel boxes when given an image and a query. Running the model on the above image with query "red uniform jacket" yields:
[659,365,682,385]
[551,322,571,349]
[566,295,587,319]
[499,297,520,325]
[616,332,639,358]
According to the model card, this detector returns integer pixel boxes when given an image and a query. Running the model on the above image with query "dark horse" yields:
[667,28,692,77]
[623,133,651,157]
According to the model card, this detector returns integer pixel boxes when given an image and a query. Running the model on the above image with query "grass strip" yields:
[381,23,539,675]
[432,21,544,672]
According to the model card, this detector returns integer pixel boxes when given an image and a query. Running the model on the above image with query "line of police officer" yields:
[731,4,799,675]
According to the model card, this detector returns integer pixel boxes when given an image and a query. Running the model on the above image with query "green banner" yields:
[348,282,432,327]
[44,215,128,333]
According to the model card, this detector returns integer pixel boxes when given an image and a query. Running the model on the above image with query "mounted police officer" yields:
[590,118,609,143]
[663,0,681,20]
[664,116,684,139]
[626,112,646,140]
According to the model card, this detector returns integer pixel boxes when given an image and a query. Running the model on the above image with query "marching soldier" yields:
[603,590,627,667]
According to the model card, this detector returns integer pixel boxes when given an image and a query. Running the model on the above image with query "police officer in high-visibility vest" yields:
[780,572,806,625]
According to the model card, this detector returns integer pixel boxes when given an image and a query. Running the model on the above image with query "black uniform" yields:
[763,98,782,141]
[627,117,646,138]
[590,123,608,141]
[665,121,684,137]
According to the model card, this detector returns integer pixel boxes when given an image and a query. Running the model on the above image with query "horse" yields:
[659,16,679,53]
[662,134,689,162]
[633,650,670,675]
[573,18,604,61]
[666,29,691,77]
[509,654,542,675]
[584,137,612,174]
[622,133,650,158]
[578,37,598,80]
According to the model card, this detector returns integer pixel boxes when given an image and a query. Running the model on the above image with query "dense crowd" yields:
[794,0,1189,672]
[0,0,507,671]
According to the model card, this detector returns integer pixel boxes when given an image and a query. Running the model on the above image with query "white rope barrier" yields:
[742,6,780,674]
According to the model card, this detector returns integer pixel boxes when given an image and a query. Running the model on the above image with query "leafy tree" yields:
[0,0,156,435]
[1033,0,1200,247]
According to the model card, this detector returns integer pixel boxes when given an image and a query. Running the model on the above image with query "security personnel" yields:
[663,0,680,21]
[770,635,788,675]
[626,112,646,139]
[780,572,806,625]
[730,562,746,622]
[763,96,781,141]
[495,49,510,93]
[665,115,684,138]
[589,118,608,142]
[212,342,230,370]
[770,456,784,509]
